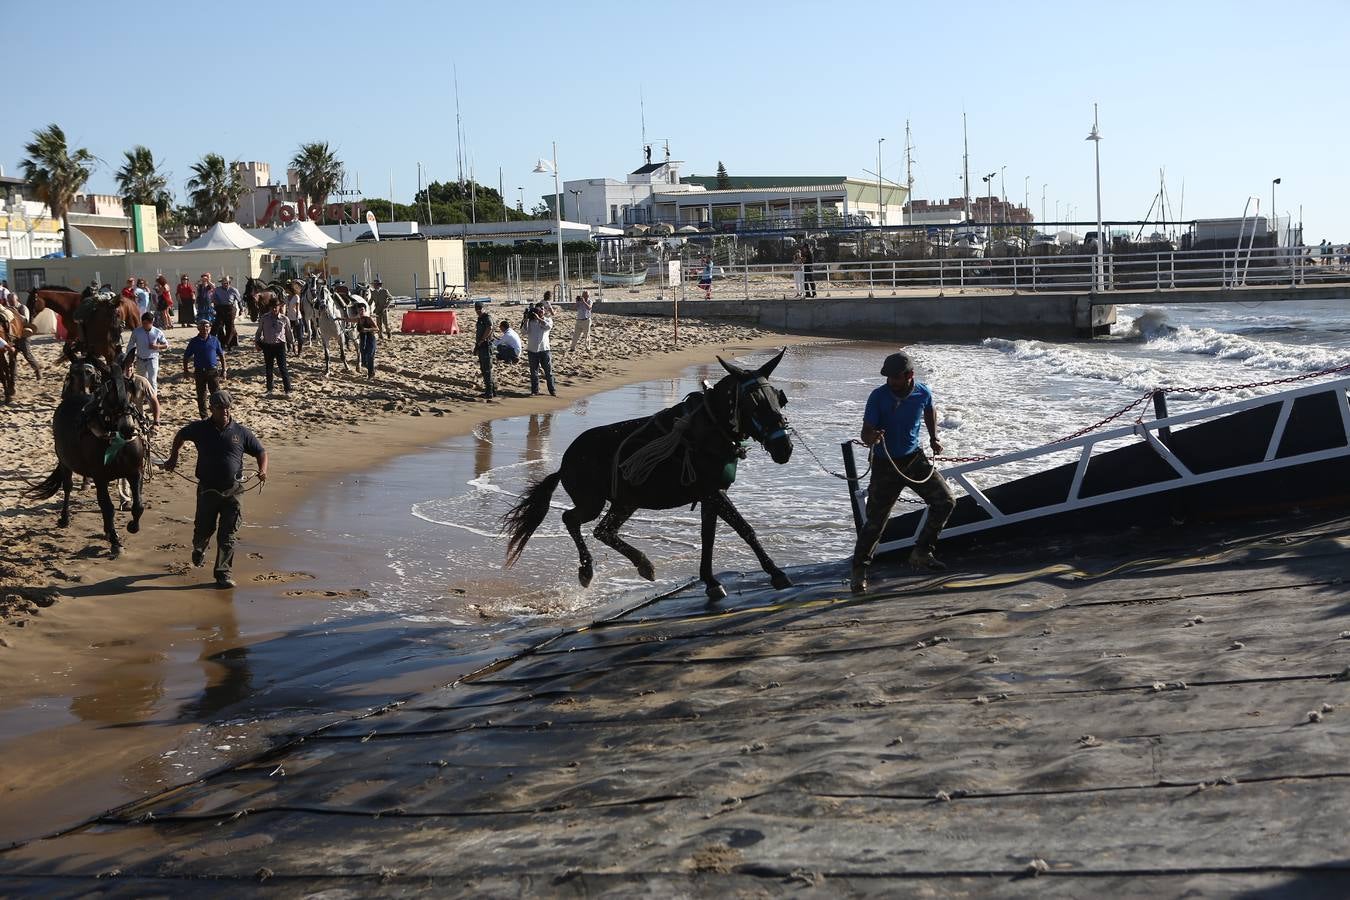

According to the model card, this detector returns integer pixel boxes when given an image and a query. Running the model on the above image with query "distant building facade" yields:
[553,147,908,231]
[907,197,1034,227]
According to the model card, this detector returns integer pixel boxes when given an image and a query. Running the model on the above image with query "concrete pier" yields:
[603,293,1116,340]
[591,282,1350,341]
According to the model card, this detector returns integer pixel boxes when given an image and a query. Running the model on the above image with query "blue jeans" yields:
[359,332,376,377]
[528,350,556,395]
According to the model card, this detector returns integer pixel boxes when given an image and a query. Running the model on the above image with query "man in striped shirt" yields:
[255,298,295,395]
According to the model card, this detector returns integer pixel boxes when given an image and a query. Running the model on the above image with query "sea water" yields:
[274,297,1350,633]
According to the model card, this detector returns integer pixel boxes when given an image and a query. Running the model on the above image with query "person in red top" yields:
[121,277,136,303]
[153,274,173,329]
[176,275,196,327]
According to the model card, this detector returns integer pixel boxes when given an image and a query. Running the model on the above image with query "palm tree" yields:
[20,124,96,257]
[115,145,171,216]
[186,153,245,224]
[290,141,344,220]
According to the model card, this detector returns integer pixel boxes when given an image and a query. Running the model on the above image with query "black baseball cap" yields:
[880,352,914,377]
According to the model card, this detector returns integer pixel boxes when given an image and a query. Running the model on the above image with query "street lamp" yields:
[877,137,885,226]
[533,142,566,302]
[568,188,583,224]
[1042,184,1047,230]
[516,187,524,214]
[1271,177,1281,236]
[1085,103,1105,292]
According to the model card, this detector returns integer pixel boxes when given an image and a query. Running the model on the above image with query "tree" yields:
[115,145,171,216]
[290,141,344,219]
[715,161,731,190]
[20,124,96,258]
[186,153,245,224]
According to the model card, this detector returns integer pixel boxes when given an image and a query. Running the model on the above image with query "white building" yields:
[554,150,907,231]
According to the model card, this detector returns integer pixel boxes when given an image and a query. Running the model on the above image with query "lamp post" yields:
[533,142,565,302]
[1042,184,1047,230]
[1271,177,1281,237]
[1085,103,1105,292]
[876,137,885,226]
[568,189,583,225]
[516,187,523,214]
[1023,175,1029,222]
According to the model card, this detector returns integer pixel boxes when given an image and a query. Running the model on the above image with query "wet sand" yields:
[0,308,817,845]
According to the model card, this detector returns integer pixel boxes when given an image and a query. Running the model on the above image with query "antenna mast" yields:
[962,112,971,223]
[640,86,647,151]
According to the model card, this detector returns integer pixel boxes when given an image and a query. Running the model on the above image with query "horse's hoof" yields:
[57,516,70,529]
[120,500,132,512]
[127,520,140,534]
[110,544,122,559]
[770,570,793,590]
[636,558,656,581]
[578,566,593,588]
[705,582,728,602]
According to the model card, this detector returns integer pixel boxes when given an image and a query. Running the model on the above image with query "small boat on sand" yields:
[598,270,648,287]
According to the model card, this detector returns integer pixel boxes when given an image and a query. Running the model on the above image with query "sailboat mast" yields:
[453,65,465,187]
[962,113,971,223]
[904,119,914,225]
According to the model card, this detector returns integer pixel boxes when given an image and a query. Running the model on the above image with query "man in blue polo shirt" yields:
[184,318,227,418]
[850,351,956,593]
[163,390,268,588]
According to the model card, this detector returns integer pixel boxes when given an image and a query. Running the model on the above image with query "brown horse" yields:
[28,286,140,366]
[27,359,148,556]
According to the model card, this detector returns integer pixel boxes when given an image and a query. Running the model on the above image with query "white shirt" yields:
[497,327,522,355]
[525,315,553,353]
[133,287,151,315]
[575,296,592,320]
[128,325,168,360]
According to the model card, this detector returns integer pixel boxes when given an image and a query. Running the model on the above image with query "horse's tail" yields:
[502,471,562,567]
[27,462,68,501]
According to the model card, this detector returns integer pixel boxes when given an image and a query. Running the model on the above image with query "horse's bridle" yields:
[734,376,789,445]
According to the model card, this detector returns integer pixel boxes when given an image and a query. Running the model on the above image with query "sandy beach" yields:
[0,305,815,843]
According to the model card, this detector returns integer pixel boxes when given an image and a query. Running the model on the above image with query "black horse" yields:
[27,356,148,557]
[504,349,794,600]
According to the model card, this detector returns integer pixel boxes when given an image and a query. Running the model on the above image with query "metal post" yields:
[1152,390,1172,444]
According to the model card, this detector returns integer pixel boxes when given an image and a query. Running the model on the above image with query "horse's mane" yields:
[36,284,79,294]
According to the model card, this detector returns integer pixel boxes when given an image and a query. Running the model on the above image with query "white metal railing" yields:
[843,376,1350,554]
[642,245,1350,299]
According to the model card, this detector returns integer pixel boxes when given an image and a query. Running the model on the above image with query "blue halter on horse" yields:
[503,348,795,600]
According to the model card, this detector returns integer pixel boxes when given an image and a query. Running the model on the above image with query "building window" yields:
[13,268,44,291]
[611,204,618,223]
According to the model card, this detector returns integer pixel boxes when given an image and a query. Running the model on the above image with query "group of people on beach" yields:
[472,289,595,401]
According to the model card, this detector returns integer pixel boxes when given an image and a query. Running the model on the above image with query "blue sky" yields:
[6,0,1345,239]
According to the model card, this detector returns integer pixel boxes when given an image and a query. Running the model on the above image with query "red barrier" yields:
[401,310,459,335]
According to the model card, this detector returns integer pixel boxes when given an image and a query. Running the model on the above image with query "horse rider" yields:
[163,389,268,589]
[0,280,42,380]
[368,278,394,339]
[849,351,956,594]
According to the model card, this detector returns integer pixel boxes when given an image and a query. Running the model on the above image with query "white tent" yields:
[179,221,263,251]
[257,221,335,254]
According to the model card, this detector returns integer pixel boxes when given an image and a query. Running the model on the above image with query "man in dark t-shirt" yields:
[163,390,268,588]
[473,301,495,399]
